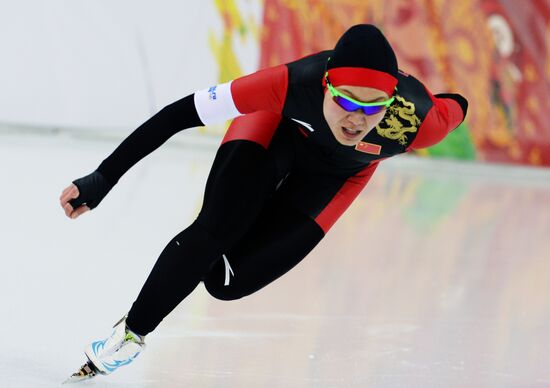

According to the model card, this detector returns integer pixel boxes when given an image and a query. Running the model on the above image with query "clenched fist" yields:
[59,171,113,219]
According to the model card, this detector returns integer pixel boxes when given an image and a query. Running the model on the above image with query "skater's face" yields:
[323,84,389,146]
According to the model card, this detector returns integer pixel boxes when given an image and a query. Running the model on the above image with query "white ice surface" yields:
[1,131,550,387]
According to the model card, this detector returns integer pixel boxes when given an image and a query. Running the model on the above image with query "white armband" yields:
[194,81,241,125]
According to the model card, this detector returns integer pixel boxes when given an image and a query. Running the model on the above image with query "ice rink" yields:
[1,130,550,387]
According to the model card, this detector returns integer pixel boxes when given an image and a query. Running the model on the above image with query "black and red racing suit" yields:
[89,51,467,335]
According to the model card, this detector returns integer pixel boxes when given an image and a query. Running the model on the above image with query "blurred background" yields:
[1,1,550,387]
[1,0,549,165]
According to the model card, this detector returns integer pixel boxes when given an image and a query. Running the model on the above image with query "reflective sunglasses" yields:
[325,72,395,115]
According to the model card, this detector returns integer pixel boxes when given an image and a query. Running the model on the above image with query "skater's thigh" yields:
[277,162,378,234]
[197,111,293,247]
[203,162,378,300]
[203,199,325,300]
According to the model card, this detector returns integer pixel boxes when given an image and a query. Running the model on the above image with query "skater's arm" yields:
[60,66,290,219]
[60,95,202,219]
[408,90,468,150]
[98,65,289,186]
[96,94,202,186]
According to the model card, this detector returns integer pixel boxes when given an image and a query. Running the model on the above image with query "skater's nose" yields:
[347,111,367,126]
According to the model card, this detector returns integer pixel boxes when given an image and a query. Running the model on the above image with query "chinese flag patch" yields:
[355,142,381,155]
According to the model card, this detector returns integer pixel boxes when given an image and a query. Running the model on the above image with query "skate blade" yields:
[62,361,98,384]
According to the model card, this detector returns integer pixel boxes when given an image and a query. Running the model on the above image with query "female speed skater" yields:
[60,24,468,382]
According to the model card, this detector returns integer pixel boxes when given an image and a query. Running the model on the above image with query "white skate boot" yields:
[64,316,145,383]
[86,316,146,374]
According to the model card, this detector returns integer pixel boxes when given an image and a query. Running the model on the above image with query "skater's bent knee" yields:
[203,281,244,301]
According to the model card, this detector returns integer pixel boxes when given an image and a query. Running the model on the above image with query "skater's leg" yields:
[126,222,222,335]
[126,112,292,335]
[204,162,379,300]
[203,201,324,300]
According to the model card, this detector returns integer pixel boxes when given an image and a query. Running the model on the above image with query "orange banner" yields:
[259,0,550,166]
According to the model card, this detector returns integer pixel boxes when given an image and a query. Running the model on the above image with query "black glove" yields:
[69,170,113,210]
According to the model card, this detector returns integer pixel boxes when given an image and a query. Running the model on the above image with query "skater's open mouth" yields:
[341,127,363,139]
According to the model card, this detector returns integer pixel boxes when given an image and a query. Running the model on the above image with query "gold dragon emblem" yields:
[376,95,421,145]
